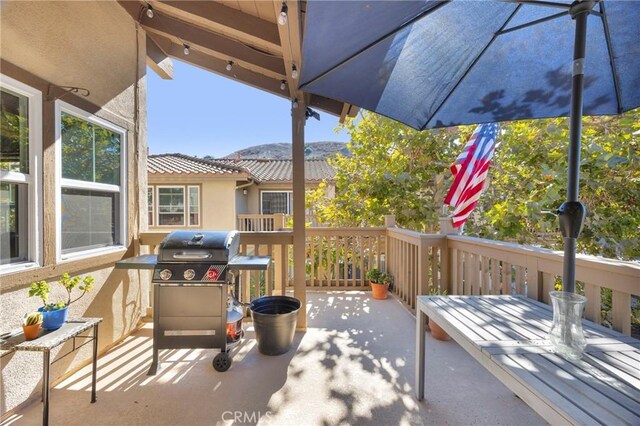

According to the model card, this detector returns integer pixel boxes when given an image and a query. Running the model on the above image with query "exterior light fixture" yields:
[183,44,190,55]
[278,2,288,26]
[280,80,286,91]
[292,98,299,109]
[226,61,234,72]
[146,4,154,18]
[291,64,298,79]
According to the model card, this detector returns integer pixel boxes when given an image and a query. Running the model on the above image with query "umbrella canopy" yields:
[300,0,640,292]
[301,0,639,129]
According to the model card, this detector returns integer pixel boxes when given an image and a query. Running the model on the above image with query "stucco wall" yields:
[148,177,238,231]
[0,2,148,415]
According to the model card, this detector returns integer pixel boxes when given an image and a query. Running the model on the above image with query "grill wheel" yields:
[213,352,231,372]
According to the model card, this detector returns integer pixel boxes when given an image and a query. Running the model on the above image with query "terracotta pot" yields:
[370,282,389,299]
[429,319,450,341]
[22,323,41,341]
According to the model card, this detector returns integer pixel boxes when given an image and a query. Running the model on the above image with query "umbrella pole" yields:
[559,2,594,293]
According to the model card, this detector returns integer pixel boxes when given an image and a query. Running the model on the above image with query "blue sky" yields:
[147,60,350,158]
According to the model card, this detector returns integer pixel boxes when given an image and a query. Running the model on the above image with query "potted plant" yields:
[428,287,450,341]
[22,312,43,340]
[367,268,393,300]
[29,273,95,330]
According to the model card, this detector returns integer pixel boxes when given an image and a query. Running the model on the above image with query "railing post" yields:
[274,213,286,230]
[384,215,396,228]
[439,216,459,294]
[417,237,429,296]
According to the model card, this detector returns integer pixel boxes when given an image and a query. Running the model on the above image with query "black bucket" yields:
[250,296,301,356]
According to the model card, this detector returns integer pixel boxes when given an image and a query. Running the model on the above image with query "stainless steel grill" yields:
[148,230,269,374]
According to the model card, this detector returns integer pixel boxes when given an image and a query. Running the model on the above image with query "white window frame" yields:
[0,74,43,275]
[155,185,186,227]
[55,101,127,262]
[260,190,293,215]
[187,185,200,227]
[148,186,154,227]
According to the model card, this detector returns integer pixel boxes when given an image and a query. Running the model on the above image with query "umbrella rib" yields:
[421,4,523,130]
[299,0,451,89]
[496,10,568,35]
[500,0,571,10]
[599,1,623,113]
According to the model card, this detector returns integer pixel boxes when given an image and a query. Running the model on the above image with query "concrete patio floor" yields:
[3,292,543,425]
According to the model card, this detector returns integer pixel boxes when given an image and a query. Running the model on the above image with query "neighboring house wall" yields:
[148,177,238,231]
[0,2,147,414]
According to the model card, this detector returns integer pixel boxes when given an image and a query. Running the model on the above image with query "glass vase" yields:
[548,291,587,361]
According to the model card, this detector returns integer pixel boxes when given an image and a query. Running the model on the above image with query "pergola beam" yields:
[156,1,281,53]
[146,35,174,80]
[118,1,285,77]
[150,34,285,95]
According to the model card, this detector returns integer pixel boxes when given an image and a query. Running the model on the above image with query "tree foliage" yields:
[310,109,640,260]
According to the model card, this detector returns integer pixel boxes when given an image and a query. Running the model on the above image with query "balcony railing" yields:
[139,223,639,336]
[236,214,324,231]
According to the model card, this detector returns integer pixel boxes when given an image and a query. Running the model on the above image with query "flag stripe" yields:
[444,123,497,228]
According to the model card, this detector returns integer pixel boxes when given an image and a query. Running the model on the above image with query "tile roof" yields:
[217,159,335,182]
[148,154,246,176]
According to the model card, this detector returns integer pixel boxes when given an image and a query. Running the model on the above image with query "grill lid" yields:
[157,230,239,263]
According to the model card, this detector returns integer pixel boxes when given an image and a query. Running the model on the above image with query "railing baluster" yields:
[491,259,500,295]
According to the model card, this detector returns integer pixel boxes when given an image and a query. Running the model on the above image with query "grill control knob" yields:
[183,269,196,280]
[159,269,172,281]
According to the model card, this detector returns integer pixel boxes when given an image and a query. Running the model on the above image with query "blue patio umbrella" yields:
[300,0,640,293]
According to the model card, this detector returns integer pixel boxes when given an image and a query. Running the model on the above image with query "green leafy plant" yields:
[428,287,448,296]
[23,312,43,326]
[29,273,95,311]
[366,268,393,286]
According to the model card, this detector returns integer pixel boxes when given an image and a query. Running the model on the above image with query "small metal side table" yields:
[1,318,102,426]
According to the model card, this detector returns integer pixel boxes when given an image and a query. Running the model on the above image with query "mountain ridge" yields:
[215,141,350,160]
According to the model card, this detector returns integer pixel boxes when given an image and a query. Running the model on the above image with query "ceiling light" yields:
[292,98,298,109]
[183,44,190,55]
[291,65,298,79]
[280,80,286,91]
[226,61,234,72]
[146,4,154,18]
[278,2,288,26]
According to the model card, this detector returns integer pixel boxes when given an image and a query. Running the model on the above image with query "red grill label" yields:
[203,265,226,282]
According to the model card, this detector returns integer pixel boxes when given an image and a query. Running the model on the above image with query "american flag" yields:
[444,123,498,228]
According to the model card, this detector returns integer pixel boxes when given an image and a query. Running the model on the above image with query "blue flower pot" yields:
[39,306,69,330]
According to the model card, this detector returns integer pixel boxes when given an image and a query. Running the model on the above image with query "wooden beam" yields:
[118,1,285,77]
[150,34,285,96]
[272,0,303,99]
[146,35,173,79]
[156,1,281,53]
[308,94,344,117]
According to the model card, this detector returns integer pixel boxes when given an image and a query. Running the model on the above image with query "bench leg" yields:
[416,309,426,400]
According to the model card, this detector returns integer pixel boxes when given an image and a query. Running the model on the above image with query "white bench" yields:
[415,295,640,425]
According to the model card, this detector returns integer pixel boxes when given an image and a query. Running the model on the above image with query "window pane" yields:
[189,186,199,226]
[0,88,29,173]
[158,187,184,225]
[0,182,28,264]
[61,188,118,253]
[148,187,154,226]
[262,192,290,214]
[61,112,120,185]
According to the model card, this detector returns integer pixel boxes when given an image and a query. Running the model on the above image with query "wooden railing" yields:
[138,227,639,335]
[236,214,286,232]
[305,227,386,289]
[445,235,639,335]
[386,228,446,311]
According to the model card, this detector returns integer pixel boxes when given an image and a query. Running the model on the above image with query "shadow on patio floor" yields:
[3,292,543,426]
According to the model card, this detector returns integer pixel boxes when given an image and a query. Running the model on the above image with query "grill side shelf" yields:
[228,256,271,271]
[115,254,158,270]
